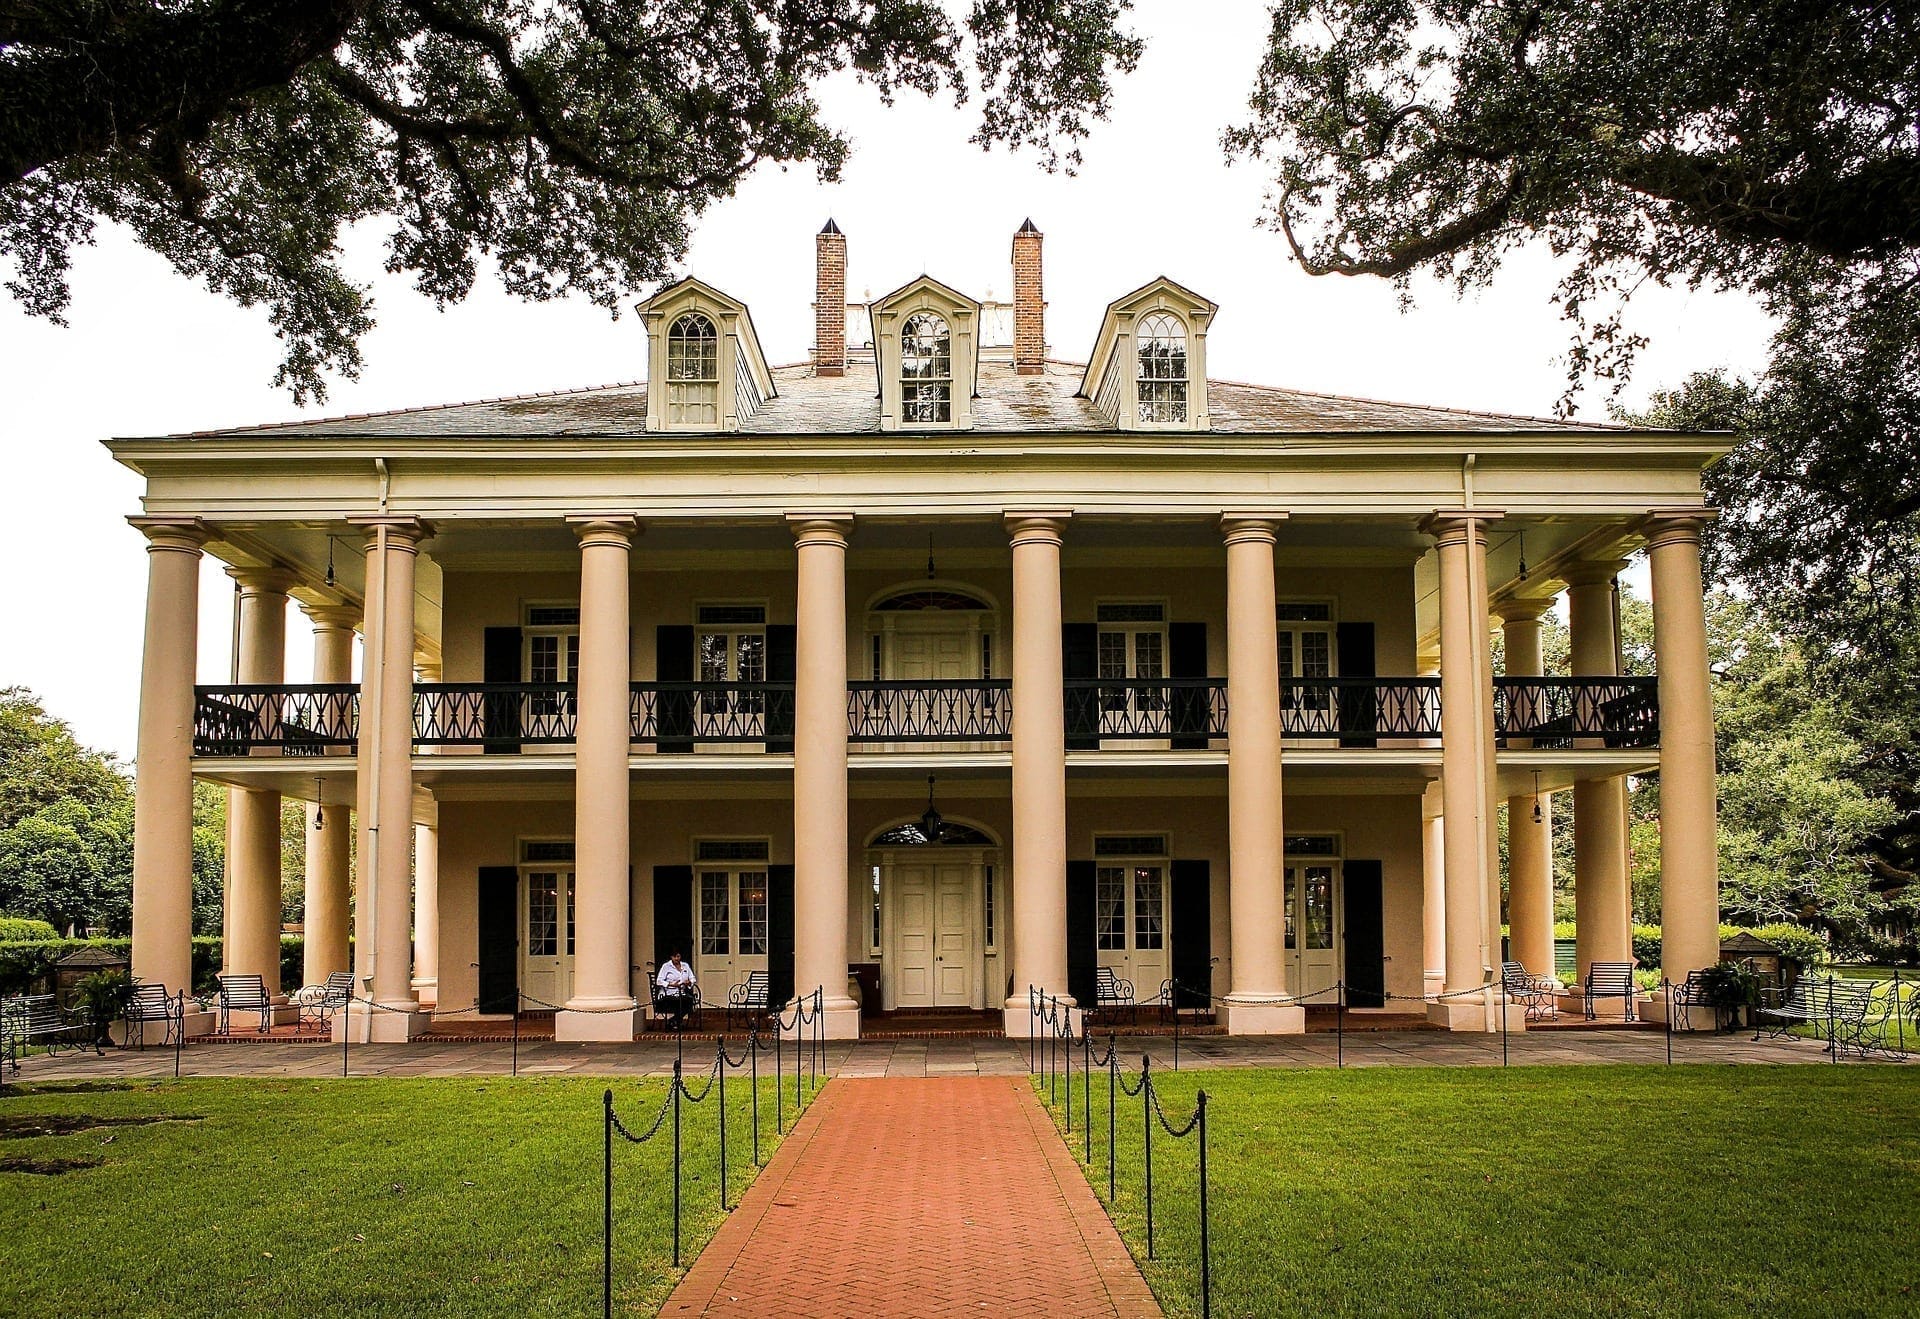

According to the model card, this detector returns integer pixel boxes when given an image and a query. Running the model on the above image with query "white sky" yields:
[0,3,1771,762]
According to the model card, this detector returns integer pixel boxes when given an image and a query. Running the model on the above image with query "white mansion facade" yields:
[111,221,1727,1040]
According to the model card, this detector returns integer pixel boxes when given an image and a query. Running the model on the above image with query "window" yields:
[697,603,766,725]
[1096,863,1165,951]
[521,839,578,961]
[900,312,953,423]
[1096,602,1167,723]
[524,606,579,722]
[1136,313,1188,424]
[983,863,997,951]
[698,868,767,959]
[667,313,719,426]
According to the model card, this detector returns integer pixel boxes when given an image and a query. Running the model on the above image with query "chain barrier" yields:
[601,986,827,1318]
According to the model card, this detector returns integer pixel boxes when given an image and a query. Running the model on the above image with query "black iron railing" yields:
[414,682,578,747]
[1063,679,1228,745]
[1493,676,1660,749]
[848,679,1012,742]
[193,684,359,756]
[1281,677,1443,742]
[631,681,796,746]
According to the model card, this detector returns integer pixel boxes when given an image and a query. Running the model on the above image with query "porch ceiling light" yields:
[920,775,944,844]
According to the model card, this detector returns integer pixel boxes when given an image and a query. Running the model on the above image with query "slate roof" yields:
[176,359,1623,439]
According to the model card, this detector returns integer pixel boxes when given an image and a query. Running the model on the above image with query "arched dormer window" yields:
[1136,312,1188,424]
[667,313,719,426]
[900,312,953,424]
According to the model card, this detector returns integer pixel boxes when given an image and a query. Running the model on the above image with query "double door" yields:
[890,858,976,1008]
[1284,862,1342,1001]
[695,868,769,995]
[521,868,575,1008]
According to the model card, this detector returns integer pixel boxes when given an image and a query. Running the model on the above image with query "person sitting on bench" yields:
[656,952,698,1029]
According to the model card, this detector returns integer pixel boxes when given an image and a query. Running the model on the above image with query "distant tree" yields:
[2,0,1141,400]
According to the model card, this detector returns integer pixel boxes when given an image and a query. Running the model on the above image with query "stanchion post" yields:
[1142,1053,1155,1261]
[602,1089,614,1319]
[671,1057,684,1268]
[1894,968,1906,1056]
[774,1015,784,1134]
[1064,1018,1073,1136]
[1498,978,1507,1069]
[717,1037,729,1212]
[1828,973,1838,1065]
[1198,1088,1211,1319]
[1172,981,1180,1073]
[1338,980,1347,1070]
[751,1023,762,1166]
[1664,980,1674,1066]
[1028,985,1037,1075]
[1107,1037,1117,1204]
[1082,1027,1092,1164]
[174,991,184,1080]
[342,998,351,1078]
[513,989,521,1078]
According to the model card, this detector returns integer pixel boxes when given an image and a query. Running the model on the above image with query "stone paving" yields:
[7,1025,1888,1082]
[662,1077,1161,1318]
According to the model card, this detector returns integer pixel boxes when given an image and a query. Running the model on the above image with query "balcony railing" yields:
[848,679,1012,742]
[1493,676,1660,749]
[631,681,796,746]
[1282,677,1443,742]
[414,682,577,747]
[193,684,359,756]
[1063,679,1229,744]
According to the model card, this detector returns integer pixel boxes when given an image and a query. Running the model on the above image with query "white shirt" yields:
[657,960,696,990]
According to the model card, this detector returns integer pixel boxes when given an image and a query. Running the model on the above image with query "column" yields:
[1425,513,1504,1030]
[1221,516,1303,1034]
[1567,561,1632,995]
[412,814,440,1008]
[791,515,861,1039]
[302,607,357,984]
[225,567,296,1010]
[1003,513,1071,1033]
[1421,787,1446,1000]
[1498,600,1556,979]
[344,517,431,1042]
[558,518,641,1040]
[1646,514,1721,1005]
[129,518,212,1038]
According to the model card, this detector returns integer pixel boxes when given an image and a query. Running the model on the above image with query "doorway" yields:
[518,840,576,1009]
[869,818,999,1012]
[1283,834,1343,1002]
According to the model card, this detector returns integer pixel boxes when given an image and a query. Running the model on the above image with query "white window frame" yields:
[1092,834,1170,956]
[1134,311,1189,426]
[665,311,721,427]
[899,310,954,424]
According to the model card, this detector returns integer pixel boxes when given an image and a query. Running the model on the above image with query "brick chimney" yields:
[813,219,846,376]
[1012,218,1045,374]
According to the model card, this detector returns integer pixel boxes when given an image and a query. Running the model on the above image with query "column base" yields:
[556,1000,640,1042]
[1221,1000,1306,1035]
[784,999,861,1041]
[410,977,438,1009]
[1003,997,1082,1042]
[1638,994,1713,1032]
[332,1001,429,1043]
[1426,995,1526,1033]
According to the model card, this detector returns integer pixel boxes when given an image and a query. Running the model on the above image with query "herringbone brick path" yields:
[662,1077,1161,1318]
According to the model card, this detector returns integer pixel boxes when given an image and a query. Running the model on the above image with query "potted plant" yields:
[1693,961,1760,1032]
[74,968,135,1045]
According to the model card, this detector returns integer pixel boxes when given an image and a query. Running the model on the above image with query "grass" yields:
[0,1071,815,1316]
[1042,1066,1920,1318]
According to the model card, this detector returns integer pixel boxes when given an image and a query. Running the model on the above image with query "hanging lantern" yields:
[919,775,945,844]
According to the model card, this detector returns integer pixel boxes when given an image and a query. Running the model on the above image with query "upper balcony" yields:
[191,674,1659,757]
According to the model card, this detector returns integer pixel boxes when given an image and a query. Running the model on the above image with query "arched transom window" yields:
[667,312,719,426]
[900,312,953,424]
[1135,313,1188,424]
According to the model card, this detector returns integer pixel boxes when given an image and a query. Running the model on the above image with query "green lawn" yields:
[1,1073,812,1315]
[1043,1066,1920,1318]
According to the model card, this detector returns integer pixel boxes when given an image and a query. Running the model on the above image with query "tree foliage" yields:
[1,0,1140,399]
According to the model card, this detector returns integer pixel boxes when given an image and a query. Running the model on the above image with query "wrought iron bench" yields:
[1756,977,1882,1055]
[1499,961,1559,1021]
[295,971,356,1033]
[216,973,274,1034]
[1581,961,1640,1021]
[1,993,97,1065]
[124,983,184,1048]
[727,970,770,1031]
[1094,966,1135,1025]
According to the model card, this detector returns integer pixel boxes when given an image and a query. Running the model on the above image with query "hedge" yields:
[1540,921,1829,972]
[0,935,310,997]
[0,916,59,941]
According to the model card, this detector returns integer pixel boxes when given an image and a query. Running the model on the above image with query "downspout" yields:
[363,458,392,999]
[1464,454,1496,1028]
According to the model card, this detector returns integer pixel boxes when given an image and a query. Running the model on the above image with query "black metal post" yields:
[1338,979,1347,1070]
[1107,1039,1117,1204]
[775,1018,784,1134]
[1172,983,1180,1073]
[513,989,521,1077]
[602,1088,614,1319]
[795,1009,803,1111]
[672,1057,684,1269]
[717,1037,729,1211]
[174,992,184,1080]
[1497,978,1506,1069]
[1082,1027,1093,1165]
[1029,985,1037,1075]
[1142,1053,1155,1260]
[1198,1088,1211,1319]
[1828,973,1838,1065]
[342,1000,351,1077]
[1895,968,1906,1056]
[751,1024,762,1166]
[1064,1018,1073,1136]
[1664,980,1674,1066]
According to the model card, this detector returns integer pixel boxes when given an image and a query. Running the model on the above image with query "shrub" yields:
[1632,925,1663,967]
[0,916,59,941]
[0,937,225,996]
[1752,922,1827,970]
[74,968,135,1042]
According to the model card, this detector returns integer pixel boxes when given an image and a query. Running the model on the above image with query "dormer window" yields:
[901,312,953,423]
[667,313,720,426]
[1135,313,1188,424]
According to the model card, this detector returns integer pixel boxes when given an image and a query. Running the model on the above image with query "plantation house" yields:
[108,220,1728,1042]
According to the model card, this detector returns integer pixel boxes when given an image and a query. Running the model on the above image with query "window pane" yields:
[1277,630,1293,679]
[700,872,730,955]
[901,312,952,423]
[1097,632,1128,680]
[983,864,995,947]
[735,633,766,683]
[738,872,768,956]
[1096,866,1126,950]
[528,872,558,957]
[699,634,730,683]
[1305,866,1334,950]
[1284,868,1296,951]
[1134,631,1164,680]
[529,635,559,683]
[565,873,576,956]
[1301,631,1332,679]
[1134,866,1164,950]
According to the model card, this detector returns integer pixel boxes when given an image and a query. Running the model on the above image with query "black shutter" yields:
[652,865,694,988]
[1343,859,1386,1008]
[482,627,522,754]
[1336,621,1377,747]
[1169,622,1209,750]
[1066,860,1097,1006]
[764,624,796,752]
[1170,858,1212,1010]
[1063,623,1099,750]
[767,863,796,1006]
[476,866,518,1012]
[656,626,695,752]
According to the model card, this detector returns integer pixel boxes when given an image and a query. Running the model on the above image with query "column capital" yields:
[348,515,434,550]
[226,564,299,596]
[788,513,852,549]
[1638,509,1717,550]
[1562,557,1631,588]
[1005,511,1070,547]
[1419,509,1504,545]
[301,603,361,631]
[129,516,212,553]
[1493,596,1555,625]
[568,514,639,548]
[1220,513,1287,546]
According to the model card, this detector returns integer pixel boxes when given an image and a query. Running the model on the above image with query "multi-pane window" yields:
[525,606,580,721]
[529,872,559,957]
[667,313,720,426]
[1096,863,1165,951]
[1096,602,1166,718]
[983,863,997,951]
[699,872,731,956]
[1133,868,1164,950]
[696,845,769,961]
[1096,866,1127,950]
[1136,313,1188,424]
[698,603,767,722]
[737,872,768,956]
[900,312,953,423]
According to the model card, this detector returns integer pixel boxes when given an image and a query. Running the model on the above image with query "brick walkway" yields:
[662,1077,1161,1318]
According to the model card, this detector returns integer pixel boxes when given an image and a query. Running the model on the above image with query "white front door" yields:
[892,858,975,1008]
[893,628,972,680]
[695,868,770,998]
[1096,860,1170,994]
[1285,863,1342,1001]
[520,869,574,1009]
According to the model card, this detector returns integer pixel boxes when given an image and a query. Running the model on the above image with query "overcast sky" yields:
[0,4,1772,762]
